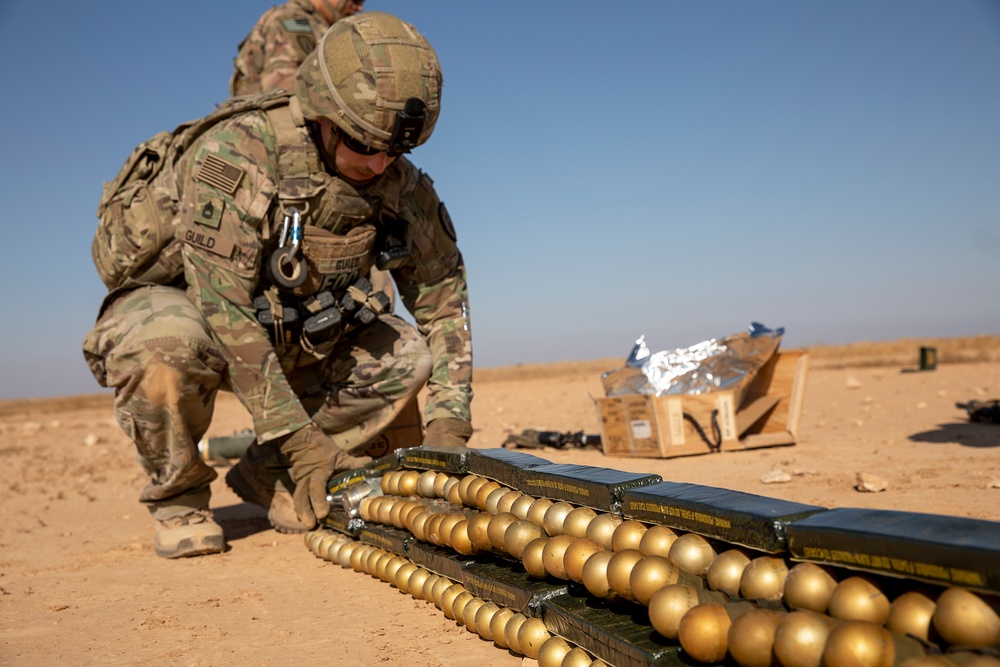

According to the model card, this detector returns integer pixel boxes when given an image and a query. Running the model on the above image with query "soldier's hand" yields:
[423,418,473,447]
[279,423,371,527]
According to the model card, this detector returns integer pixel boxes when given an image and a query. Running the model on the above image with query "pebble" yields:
[855,472,888,493]
[760,469,792,484]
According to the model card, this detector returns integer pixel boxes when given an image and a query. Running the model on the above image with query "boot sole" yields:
[225,465,310,535]
[155,534,225,559]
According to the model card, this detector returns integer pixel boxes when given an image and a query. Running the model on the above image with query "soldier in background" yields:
[230,0,364,97]
[84,12,473,559]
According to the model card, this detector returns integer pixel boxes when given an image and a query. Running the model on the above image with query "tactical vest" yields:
[92,91,377,297]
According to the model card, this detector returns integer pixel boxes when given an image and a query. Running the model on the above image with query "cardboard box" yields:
[596,349,809,458]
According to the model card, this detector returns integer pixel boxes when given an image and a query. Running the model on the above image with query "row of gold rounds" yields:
[516,522,1000,652]
[504,521,1000,667]
[380,469,461,501]
[678,588,1000,667]
[305,529,470,609]
[360,491,736,602]
[526,500,1000,658]
[374,472,623,549]
[358,494,997,646]
[305,529,613,666]
[305,529,999,667]
[306,528,355,566]
[661,557,1000,650]
[359,487,1000,660]
[446,590,611,667]
[358,494,480,551]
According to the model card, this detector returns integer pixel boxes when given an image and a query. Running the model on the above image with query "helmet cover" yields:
[295,11,442,152]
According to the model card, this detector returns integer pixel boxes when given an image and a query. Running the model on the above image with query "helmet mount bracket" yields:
[388,98,426,155]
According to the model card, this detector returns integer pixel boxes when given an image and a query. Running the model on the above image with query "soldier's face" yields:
[313,0,362,23]
[318,120,396,184]
[342,0,364,16]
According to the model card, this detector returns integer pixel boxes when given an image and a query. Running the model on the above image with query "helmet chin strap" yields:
[310,121,341,175]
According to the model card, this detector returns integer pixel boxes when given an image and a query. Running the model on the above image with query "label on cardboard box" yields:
[716,393,737,441]
[652,392,739,450]
[665,398,685,444]
[629,419,652,439]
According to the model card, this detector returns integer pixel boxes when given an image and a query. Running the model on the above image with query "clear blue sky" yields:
[0,1,998,400]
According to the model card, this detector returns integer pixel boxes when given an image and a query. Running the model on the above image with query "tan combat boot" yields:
[154,509,225,558]
[226,454,311,534]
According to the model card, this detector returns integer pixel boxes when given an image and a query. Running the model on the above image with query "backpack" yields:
[92,130,178,290]
[91,92,312,292]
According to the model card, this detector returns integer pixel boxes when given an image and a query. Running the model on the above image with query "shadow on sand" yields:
[909,422,1000,448]
[214,502,272,541]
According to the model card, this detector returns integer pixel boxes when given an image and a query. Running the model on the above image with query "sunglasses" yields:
[342,133,405,158]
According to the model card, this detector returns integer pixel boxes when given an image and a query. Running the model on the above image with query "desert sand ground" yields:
[1,339,998,666]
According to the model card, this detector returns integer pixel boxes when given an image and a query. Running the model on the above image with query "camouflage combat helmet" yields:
[295,11,442,154]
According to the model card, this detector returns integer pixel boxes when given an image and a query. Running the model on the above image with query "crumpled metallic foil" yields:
[602,322,784,404]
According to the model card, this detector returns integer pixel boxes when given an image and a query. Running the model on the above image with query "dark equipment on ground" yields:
[502,429,602,451]
[957,399,1000,424]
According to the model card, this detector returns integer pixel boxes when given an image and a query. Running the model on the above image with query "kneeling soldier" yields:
[83,12,473,558]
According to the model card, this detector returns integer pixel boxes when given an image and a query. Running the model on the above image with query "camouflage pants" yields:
[82,285,431,515]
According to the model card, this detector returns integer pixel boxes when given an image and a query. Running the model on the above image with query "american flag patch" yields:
[196,154,244,194]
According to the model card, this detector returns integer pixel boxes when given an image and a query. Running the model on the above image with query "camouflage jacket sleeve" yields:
[231,4,323,96]
[259,10,320,94]
[172,112,312,442]
[391,170,473,424]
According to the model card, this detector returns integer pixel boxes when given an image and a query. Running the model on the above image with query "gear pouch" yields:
[290,224,377,297]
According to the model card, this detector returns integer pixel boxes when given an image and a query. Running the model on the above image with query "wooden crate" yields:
[595,349,809,459]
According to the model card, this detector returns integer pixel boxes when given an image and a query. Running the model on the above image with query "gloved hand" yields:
[423,418,473,447]
[279,423,372,528]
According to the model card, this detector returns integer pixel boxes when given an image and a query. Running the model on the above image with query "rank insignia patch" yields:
[197,154,244,194]
[195,195,223,229]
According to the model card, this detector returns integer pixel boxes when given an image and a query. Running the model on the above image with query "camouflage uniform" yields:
[229,0,399,311]
[82,94,472,520]
[230,0,353,97]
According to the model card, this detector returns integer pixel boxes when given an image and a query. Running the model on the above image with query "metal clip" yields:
[278,207,303,257]
[267,206,307,290]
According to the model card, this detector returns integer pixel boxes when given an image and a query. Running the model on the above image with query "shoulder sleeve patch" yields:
[281,18,313,33]
[196,154,244,194]
[439,202,456,242]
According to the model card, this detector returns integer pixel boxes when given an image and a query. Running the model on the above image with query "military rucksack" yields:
[92,92,313,292]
